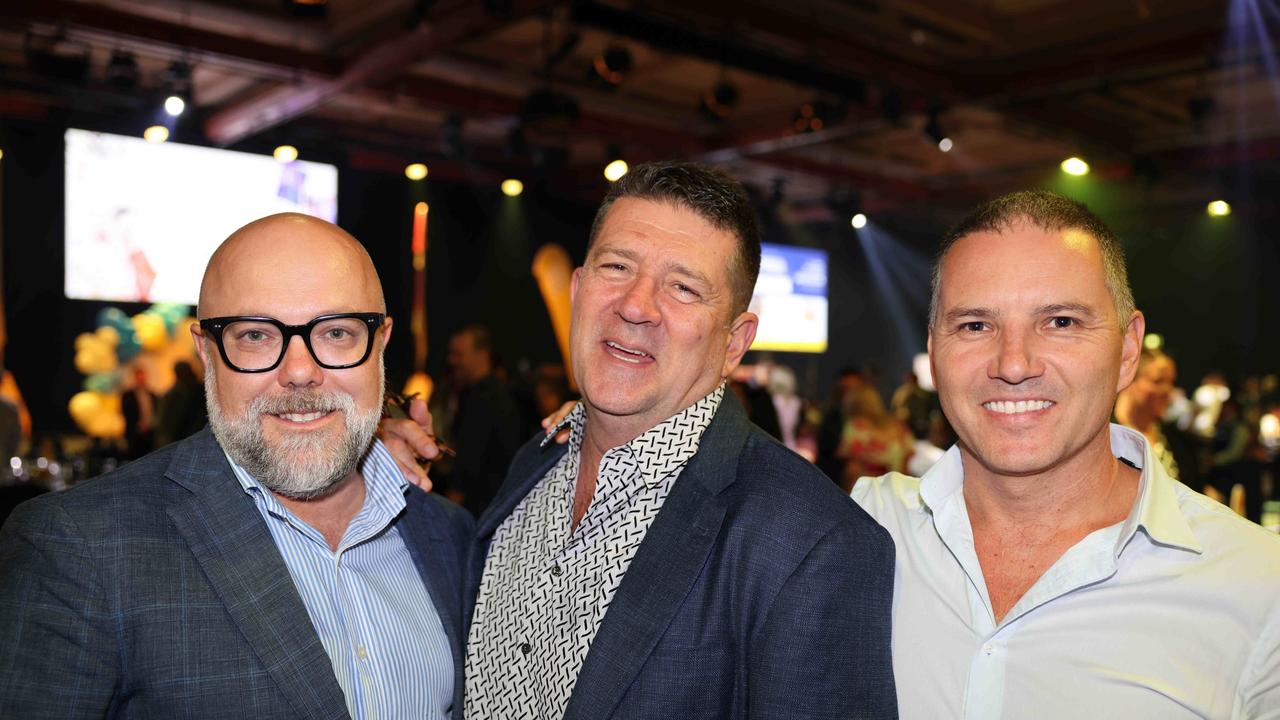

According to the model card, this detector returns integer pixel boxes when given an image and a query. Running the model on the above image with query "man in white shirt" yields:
[854,190,1280,718]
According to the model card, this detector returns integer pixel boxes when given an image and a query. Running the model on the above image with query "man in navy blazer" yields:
[463,163,897,719]
[0,214,472,719]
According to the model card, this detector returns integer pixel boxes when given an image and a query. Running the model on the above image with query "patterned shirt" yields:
[228,440,454,720]
[465,385,725,720]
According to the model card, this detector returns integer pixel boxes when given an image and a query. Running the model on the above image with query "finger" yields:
[378,427,432,491]
[383,416,442,463]
[541,400,576,430]
[408,397,433,432]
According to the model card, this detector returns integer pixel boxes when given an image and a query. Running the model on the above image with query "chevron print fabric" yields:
[465,385,725,719]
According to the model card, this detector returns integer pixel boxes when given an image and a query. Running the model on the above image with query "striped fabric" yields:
[228,440,452,720]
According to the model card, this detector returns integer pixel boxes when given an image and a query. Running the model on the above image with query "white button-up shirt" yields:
[853,424,1280,719]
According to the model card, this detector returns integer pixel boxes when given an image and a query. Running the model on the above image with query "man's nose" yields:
[616,276,662,325]
[277,335,323,388]
[988,327,1043,384]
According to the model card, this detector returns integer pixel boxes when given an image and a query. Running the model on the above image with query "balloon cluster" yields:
[69,304,196,438]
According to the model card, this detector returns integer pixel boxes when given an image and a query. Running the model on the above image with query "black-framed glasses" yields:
[198,313,385,373]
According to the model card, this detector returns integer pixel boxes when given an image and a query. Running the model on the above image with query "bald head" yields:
[198,213,385,319]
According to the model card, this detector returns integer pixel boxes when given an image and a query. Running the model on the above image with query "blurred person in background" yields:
[121,367,157,460]
[837,384,913,492]
[1114,348,1201,490]
[439,324,523,516]
[890,370,932,439]
[154,359,207,448]
[817,366,862,482]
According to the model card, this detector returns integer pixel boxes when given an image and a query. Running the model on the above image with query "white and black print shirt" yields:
[464,384,725,720]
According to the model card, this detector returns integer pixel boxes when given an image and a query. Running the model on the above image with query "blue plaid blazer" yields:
[0,428,473,719]
[474,395,898,720]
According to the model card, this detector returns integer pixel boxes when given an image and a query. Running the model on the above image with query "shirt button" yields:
[519,642,532,656]
[356,645,368,660]
[551,564,563,576]
[982,643,994,655]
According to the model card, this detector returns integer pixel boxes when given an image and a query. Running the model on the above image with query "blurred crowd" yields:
[4,328,1280,529]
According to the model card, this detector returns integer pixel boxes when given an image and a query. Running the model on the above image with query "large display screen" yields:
[64,129,338,304]
[749,243,828,353]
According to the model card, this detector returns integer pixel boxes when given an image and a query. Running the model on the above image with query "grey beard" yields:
[205,362,385,500]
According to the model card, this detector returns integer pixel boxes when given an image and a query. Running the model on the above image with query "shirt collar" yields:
[557,383,726,488]
[227,438,409,521]
[918,423,1201,556]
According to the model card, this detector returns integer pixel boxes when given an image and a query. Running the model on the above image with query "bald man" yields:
[0,214,473,720]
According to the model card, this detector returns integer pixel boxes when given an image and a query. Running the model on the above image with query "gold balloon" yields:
[95,325,120,348]
[74,345,117,375]
[133,313,168,352]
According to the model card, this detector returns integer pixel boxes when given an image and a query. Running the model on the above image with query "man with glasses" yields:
[0,213,473,719]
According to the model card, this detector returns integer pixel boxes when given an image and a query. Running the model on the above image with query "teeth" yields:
[279,411,326,422]
[983,400,1053,415]
[606,341,650,362]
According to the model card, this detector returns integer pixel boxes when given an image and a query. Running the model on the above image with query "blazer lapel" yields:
[399,492,465,715]
[563,398,750,720]
[476,434,568,541]
[164,431,350,720]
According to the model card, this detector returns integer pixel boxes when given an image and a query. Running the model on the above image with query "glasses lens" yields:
[221,320,285,371]
[309,316,373,367]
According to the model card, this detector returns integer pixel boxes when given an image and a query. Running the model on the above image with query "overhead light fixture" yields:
[1207,200,1231,217]
[590,45,632,87]
[921,105,952,149]
[105,49,139,90]
[700,79,740,120]
[163,61,193,117]
[501,179,524,197]
[273,145,298,163]
[143,125,169,144]
[164,95,186,117]
[405,163,429,181]
[604,158,628,182]
[851,213,868,229]
[1061,157,1090,176]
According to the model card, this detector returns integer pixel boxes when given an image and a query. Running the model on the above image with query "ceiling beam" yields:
[204,0,549,146]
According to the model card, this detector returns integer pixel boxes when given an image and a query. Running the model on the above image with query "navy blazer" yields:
[474,395,898,719]
[0,428,474,719]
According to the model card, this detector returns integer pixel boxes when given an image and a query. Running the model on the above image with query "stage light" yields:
[405,162,429,180]
[1207,200,1231,217]
[164,95,185,117]
[501,179,523,197]
[0,149,4,161]
[415,201,429,215]
[603,158,628,182]
[1143,333,1163,350]
[700,80,740,119]
[143,125,169,144]
[105,50,139,91]
[1061,157,1089,176]
[938,137,953,152]
[591,45,632,86]
[273,145,298,163]
[851,213,867,229]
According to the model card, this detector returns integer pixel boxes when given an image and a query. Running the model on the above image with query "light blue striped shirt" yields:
[228,440,453,720]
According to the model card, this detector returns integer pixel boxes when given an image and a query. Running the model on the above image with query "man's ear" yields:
[720,311,759,378]
[380,316,394,350]
[190,322,210,367]
[1116,310,1145,394]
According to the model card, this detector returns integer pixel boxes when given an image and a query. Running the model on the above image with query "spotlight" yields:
[501,179,524,197]
[164,95,186,117]
[604,158,628,182]
[405,163,428,180]
[938,137,953,152]
[591,45,632,87]
[1207,200,1231,217]
[851,213,867,229]
[924,106,947,146]
[700,80,740,119]
[273,145,298,163]
[1060,157,1090,176]
[163,61,193,116]
[143,125,169,144]
[105,50,139,90]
